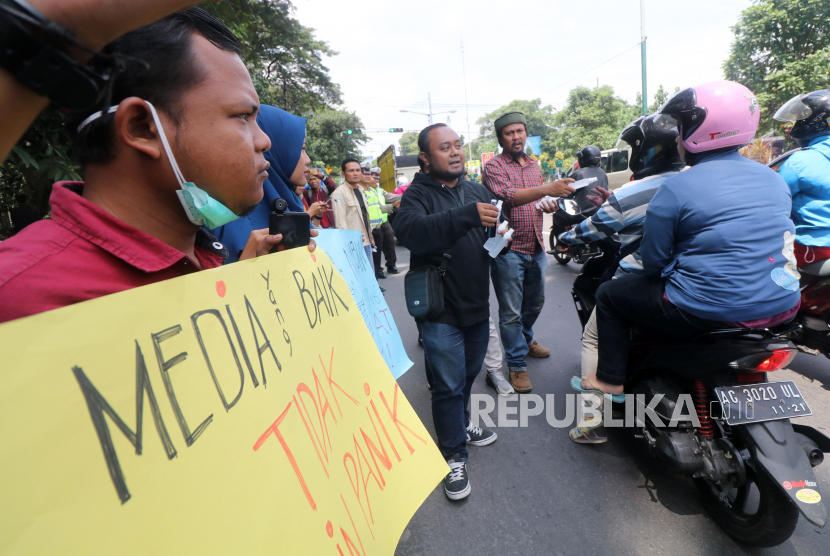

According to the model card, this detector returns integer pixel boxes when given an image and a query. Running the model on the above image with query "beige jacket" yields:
[330,183,371,246]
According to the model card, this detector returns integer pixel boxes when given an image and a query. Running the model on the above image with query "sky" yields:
[292,0,753,160]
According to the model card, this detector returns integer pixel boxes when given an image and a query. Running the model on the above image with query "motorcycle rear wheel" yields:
[549,231,570,265]
[694,469,798,547]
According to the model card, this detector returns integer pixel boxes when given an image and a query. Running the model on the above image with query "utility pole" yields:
[400,96,455,124]
[428,93,433,125]
[461,37,473,163]
[640,0,647,115]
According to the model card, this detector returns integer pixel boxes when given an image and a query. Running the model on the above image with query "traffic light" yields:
[346,129,353,135]
[389,128,403,133]
[345,129,363,135]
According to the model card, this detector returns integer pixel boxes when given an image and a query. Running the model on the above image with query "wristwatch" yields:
[0,0,121,110]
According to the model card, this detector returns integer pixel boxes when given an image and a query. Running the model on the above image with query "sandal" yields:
[570,376,626,404]
[569,425,608,444]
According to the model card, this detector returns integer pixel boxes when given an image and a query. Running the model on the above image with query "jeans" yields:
[420,319,489,459]
[490,246,547,370]
[595,275,723,386]
[416,320,434,390]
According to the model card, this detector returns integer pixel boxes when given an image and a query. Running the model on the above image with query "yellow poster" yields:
[0,248,447,556]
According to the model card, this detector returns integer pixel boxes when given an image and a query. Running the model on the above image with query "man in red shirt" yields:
[483,111,574,392]
[0,9,300,324]
[304,169,333,228]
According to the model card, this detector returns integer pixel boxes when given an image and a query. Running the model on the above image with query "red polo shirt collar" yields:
[51,182,225,271]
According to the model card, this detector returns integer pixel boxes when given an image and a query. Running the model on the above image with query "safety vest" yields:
[374,187,389,224]
[363,186,384,228]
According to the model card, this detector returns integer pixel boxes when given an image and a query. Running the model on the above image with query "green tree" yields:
[468,137,499,160]
[475,99,555,142]
[201,0,341,114]
[635,84,678,114]
[0,1,342,236]
[723,0,830,133]
[305,108,368,171]
[544,85,639,156]
[398,131,419,155]
[1,109,81,219]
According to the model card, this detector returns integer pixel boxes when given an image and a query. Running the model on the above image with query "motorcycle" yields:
[571,254,830,546]
[767,150,830,361]
[548,199,618,265]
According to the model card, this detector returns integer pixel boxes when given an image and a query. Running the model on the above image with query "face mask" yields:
[77,101,240,229]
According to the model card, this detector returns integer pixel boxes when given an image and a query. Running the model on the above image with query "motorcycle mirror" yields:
[557,198,582,215]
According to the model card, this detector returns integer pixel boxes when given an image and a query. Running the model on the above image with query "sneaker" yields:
[443,456,470,500]
[527,340,550,358]
[466,421,497,446]
[486,369,515,396]
[510,370,532,393]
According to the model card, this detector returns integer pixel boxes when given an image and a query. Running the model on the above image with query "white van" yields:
[600,147,633,189]
[564,146,633,190]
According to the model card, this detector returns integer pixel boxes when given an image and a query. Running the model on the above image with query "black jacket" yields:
[570,166,608,215]
[393,172,492,327]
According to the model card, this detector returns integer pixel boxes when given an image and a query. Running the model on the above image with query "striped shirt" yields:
[558,171,679,273]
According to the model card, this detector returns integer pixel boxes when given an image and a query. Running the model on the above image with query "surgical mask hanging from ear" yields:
[77,101,240,229]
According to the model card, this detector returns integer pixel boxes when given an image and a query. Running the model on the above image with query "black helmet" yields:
[616,113,684,178]
[774,90,830,142]
[576,145,601,167]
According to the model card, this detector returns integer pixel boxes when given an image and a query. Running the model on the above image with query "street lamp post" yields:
[640,0,647,116]
[400,94,456,126]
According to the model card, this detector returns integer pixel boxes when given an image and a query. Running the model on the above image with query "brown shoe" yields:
[510,370,532,393]
[527,340,550,358]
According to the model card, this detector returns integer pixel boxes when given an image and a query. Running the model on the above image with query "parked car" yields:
[563,146,632,190]
[600,146,633,189]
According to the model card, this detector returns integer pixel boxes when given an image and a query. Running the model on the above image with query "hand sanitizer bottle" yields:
[488,228,514,258]
[484,220,509,250]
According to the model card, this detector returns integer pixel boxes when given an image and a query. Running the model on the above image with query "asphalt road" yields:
[382,216,830,556]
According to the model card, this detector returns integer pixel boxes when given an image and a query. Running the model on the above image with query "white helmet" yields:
[396,176,409,187]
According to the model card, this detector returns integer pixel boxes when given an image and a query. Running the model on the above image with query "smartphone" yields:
[268,198,311,252]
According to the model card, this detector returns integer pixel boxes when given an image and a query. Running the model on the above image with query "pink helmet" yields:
[659,80,760,154]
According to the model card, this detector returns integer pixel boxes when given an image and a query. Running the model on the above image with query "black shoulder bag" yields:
[404,182,467,320]
[405,253,451,320]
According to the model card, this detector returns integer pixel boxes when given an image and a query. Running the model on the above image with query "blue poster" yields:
[527,136,542,156]
[314,229,413,378]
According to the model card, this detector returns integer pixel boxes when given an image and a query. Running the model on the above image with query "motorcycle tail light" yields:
[736,373,765,383]
[729,349,797,372]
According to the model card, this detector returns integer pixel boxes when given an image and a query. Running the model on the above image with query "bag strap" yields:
[438,253,452,276]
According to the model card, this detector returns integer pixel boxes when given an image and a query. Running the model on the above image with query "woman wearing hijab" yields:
[212,105,312,262]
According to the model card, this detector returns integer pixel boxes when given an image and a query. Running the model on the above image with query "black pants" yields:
[372,221,397,270]
[595,275,723,386]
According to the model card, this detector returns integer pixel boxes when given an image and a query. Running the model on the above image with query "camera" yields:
[268,198,311,253]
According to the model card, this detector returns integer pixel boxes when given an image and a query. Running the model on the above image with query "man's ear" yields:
[112,97,165,160]
[418,152,428,169]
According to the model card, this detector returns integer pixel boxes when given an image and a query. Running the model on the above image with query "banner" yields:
[314,230,412,379]
[526,136,542,156]
[0,247,447,556]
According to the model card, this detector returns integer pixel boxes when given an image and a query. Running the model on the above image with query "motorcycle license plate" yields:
[714,381,812,426]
